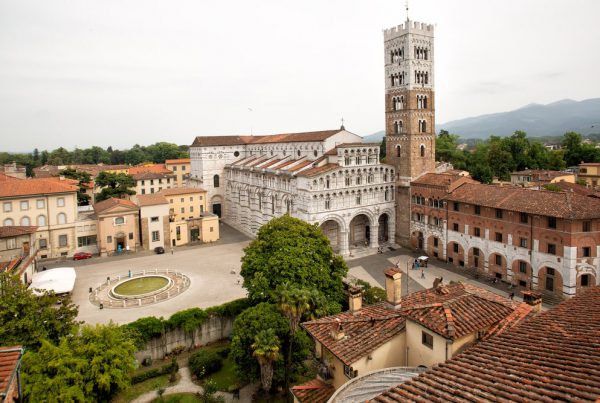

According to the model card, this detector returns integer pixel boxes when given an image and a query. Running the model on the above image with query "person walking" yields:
[421,268,425,279]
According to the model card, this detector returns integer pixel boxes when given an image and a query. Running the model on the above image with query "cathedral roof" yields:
[191,129,343,147]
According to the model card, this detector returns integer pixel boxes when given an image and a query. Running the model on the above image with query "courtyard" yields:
[44,223,526,325]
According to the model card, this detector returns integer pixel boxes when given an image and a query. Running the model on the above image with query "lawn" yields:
[205,355,237,392]
[112,373,178,403]
[113,276,169,295]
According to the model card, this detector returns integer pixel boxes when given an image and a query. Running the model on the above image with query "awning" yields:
[418,256,429,261]
[29,267,76,295]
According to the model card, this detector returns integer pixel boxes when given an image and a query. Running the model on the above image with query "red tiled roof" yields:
[0,346,23,398]
[288,160,313,172]
[0,226,38,238]
[303,282,521,366]
[447,182,600,219]
[372,286,600,403]
[411,173,476,190]
[0,172,21,182]
[548,181,596,196]
[191,129,343,147]
[131,171,176,180]
[137,194,169,207]
[93,197,138,214]
[129,165,173,175]
[165,158,190,164]
[0,178,78,198]
[297,163,339,178]
[511,169,572,179]
[290,378,335,403]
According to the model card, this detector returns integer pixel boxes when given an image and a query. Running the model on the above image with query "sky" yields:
[1,0,599,151]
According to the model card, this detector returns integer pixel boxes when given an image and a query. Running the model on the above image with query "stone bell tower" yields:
[384,18,436,245]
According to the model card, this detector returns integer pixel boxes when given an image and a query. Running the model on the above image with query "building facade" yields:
[137,194,171,251]
[384,19,436,246]
[410,173,600,298]
[93,198,140,256]
[0,226,38,284]
[165,158,191,187]
[578,162,600,188]
[189,129,396,255]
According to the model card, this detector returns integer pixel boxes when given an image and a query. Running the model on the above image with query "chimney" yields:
[348,285,363,314]
[522,290,543,312]
[330,318,345,340]
[384,267,402,307]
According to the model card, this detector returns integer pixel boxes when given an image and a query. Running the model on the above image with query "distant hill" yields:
[439,98,600,139]
[363,98,600,141]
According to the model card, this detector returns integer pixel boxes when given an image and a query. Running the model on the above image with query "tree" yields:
[60,168,92,205]
[252,329,281,393]
[22,323,136,401]
[240,215,348,314]
[0,272,79,350]
[436,130,467,169]
[95,171,136,202]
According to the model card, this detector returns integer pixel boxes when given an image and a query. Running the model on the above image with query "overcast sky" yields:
[1,0,599,151]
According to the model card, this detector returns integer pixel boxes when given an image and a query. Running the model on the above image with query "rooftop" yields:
[372,286,600,402]
[0,346,23,399]
[137,193,169,207]
[93,197,138,214]
[165,158,191,164]
[191,129,345,147]
[0,226,38,239]
[0,178,78,198]
[159,187,206,196]
[290,378,335,403]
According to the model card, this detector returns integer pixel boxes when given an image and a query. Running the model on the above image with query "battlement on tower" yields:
[384,20,434,40]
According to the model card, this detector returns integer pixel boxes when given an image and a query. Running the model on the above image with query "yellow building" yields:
[578,162,600,188]
[93,198,140,256]
[0,175,80,259]
[159,187,219,247]
[165,158,191,187]
[298,269,536,401]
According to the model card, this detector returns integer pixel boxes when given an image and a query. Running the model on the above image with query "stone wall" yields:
[134,315,234,362]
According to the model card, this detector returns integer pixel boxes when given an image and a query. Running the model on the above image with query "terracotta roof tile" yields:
[165,158,190,164]
[0,346,23,398]
[290,378,335,403]
[0,172,21,182]
[137,194,169,207]
[0,178,78,198]
[372,286,600,403]
[191,129,343,147]
[131,171,176,180]
[447,182,600,219]
[128,165,173,175]
[297,164,339,178]
[0,226,38,238]
[512,169,572,180]
[93,197,138,214]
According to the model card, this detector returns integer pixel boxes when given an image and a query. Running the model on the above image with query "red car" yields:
[73,252,93,260]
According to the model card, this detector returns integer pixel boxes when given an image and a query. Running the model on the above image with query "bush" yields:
[216,347,230,359]
[131,368,161,384]
[189,350,223,378]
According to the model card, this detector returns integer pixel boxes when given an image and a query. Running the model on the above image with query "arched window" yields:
[385,189,390,201]
[57,213,67,225]
[422,120,427,132]
[356,175,362,185]
[213,174,220,188]
[3,218,14,226]
[396,145,401,158]
[37,215,47,226]
[115,216,125,225]
[420,145,426,157]
[20,216,30,226]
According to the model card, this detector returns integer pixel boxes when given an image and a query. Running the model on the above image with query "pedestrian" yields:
[128,269,132,278]
[421,268,425,279]
[42,266,47,271]
[171,247,174,255]
[509,292,515,300]
[415,259,420,269]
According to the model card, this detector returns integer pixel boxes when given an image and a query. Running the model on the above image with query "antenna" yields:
[405,0,409,21]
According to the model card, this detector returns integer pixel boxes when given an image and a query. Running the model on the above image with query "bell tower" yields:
[384,18,435,245]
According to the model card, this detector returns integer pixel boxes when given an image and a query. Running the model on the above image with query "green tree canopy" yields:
[0,272,79,350]
[240,215,348,314]
[60,168,93,205]
[22,323,137,401]
[95,171,136,202]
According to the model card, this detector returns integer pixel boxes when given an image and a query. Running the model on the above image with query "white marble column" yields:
[370,225,379,249]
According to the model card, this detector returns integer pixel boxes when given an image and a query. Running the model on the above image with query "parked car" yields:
[73,252,93,260]
[154,246,165,254]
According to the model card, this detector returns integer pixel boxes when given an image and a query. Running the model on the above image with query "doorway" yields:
[213,203,222,217]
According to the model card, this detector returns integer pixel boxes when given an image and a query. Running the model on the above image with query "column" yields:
[340,230,349,256]
[370,225,379,249]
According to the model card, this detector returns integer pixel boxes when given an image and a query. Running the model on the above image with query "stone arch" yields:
[349,213,373,248]
[577,272,597,294]
[377,213,392,244]
[511,259,532,289]
[537,266,563,296]
[426,234,441,258]
[210,195,223,217]
[488,252,507,280]
[410,230,425,250]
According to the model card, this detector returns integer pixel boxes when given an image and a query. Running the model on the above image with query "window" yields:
[107,235,112,243]
[57,213,67,225]
[176,226,181,240]
[582,247,591,257]
[190,206,194,213]
[453,202,459,211]
[495,232,502,242]
[180,207,185,213]
[496,209,503,219]
[474,205,481,215]
[344,364,357,379]
[20,201,29,211]
[172,166,177,171]
[519,261,527,273]
[190,197,193,201]
[3,202,12,212]
[78,235,97,247]
[151,216,159,222]
[180,198,184,202]
[420,145,425,157]
[115,217,125,225]
[473,248,480,256]
[396,145,401,157]
[234,151,240,157]
[546,267,555,276]
[57,197,65,207]
[433,237,438,247]
[580,168,587,173]
[474,227,481,237]
[583,221,592,232]
[150,179,154,185]
[345,177,351,186]
[20,216,30,226]
[547,243,556,255]
[6,238,17,249]
[3,218,14,226]
[548,217,557,229]
[39,238,47,249]
[453,243,459,253]
[182,166,186,171]
[495,255,502,266]
[422,331,433,349]
[325,198,331,210]
[452,223,459,232]
[152,231,160,242]
[213,174,220,188]
[58,235,68,247]
[520,212,528,224]
[210,226,214,232]
[129,232,133,240]
[141,189,146,195]
[356,194,361,205]
[520,237,528,248]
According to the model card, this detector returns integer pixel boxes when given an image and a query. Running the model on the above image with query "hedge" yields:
[188,350,223,378]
